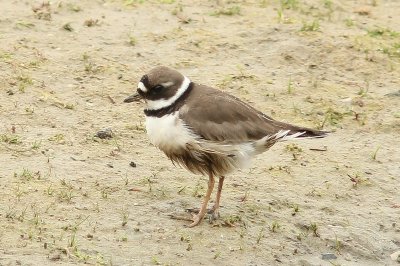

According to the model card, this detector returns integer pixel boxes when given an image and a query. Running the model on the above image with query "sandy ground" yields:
[1,0,399,265]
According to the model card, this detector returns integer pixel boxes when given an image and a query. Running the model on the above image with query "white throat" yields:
[146,76,191,110]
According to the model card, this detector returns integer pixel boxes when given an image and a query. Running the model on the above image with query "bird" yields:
[124,66,327,227]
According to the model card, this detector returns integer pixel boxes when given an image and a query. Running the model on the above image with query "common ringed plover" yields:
[124,66,327,227]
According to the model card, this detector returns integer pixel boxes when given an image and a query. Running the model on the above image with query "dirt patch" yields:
[0,0,399,265]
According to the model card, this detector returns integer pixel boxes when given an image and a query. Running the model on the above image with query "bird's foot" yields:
[208,208,220,223]
[168,212,204,227]
[187,213,205,228]
[208,204,221,222]
[186,207,221,223]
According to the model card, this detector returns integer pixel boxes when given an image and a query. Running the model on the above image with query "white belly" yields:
[145,112,259,174]
[145,112,197,152]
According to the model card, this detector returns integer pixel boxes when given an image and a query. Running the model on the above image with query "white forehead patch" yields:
[161,81,174,88]
[138,81,147,92]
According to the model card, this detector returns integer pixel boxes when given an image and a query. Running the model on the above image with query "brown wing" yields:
[180,84,325,143]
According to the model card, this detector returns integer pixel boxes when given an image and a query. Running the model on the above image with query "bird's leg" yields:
[210,176,225,221]
[188,172,215,227]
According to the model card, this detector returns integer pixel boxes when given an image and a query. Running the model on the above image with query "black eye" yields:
[152,85,164,94]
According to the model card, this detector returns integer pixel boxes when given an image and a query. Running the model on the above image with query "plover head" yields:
[124,66,191,110]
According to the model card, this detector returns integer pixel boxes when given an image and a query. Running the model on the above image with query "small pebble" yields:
[95,128,113,139]
[129,161,137,168]
[321,253,337,260]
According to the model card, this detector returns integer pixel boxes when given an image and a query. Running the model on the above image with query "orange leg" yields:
[188,172,215,227]
[210,176,225,220]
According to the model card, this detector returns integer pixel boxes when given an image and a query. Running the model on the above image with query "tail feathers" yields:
[280,131,306,141]
[254,128,328,154]
[281,128,328,140]
[253,130,290,153]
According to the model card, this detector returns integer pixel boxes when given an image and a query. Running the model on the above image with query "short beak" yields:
[123,93,142,103]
